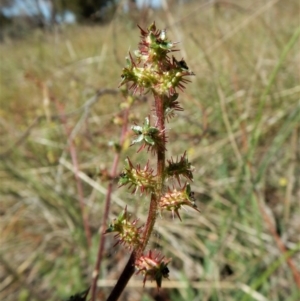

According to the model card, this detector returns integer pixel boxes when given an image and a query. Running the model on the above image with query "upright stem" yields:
[155,94,166,180]
[138,193,158,255]
[106,253,136,301]
[90,160,117,300]
[138,94,166,255]
[106,95,166,301]
[105,21,196,300]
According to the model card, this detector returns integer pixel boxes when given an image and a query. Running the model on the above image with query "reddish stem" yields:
[54,99,92,247]
[106,253,136,301]
[69,139,92,247]
[105,94,166,300]
[26,74,93,247]
[90,108,130,301]
[138,94,165,253]
[254,189,300,288]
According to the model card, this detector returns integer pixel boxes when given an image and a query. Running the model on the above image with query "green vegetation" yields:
[1,1,299,300]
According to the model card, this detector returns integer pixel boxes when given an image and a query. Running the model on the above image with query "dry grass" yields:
[0,0,299,300]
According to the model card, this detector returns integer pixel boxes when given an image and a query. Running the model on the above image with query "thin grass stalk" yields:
[54,99,92,247]
[90,107,130,301]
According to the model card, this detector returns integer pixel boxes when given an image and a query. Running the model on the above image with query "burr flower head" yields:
[162,93,184,121]
[118,158,156,194]
[119,22,194,96]
[159,183,200,221]
[135,250,171,289]
[166,151,194,184]
[105,206,142,249]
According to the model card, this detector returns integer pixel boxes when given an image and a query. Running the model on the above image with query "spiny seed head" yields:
[162,93,184,121]
[105,206,142,249]
[118,158,156,194]
[166,151,194,184]
[135,250,171,289]
[119,23,194,96]
[137,22,174,65]
[159,183,200,221]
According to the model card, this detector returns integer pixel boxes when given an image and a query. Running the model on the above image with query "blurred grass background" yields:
[0,0,300,300]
